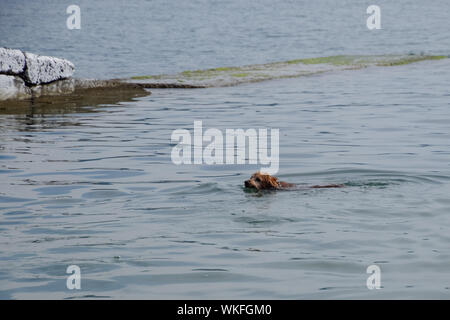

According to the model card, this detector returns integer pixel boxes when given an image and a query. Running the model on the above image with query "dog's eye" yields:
[255,178,260,182]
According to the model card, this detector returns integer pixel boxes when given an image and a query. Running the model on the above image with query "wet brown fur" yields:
[244,172,343,190]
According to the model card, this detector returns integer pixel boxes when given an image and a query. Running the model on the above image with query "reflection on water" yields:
[1,60,450,299]
[0,84,151,133]
[0,85,150,115]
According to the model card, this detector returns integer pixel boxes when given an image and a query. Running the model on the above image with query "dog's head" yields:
[244,172,280,190]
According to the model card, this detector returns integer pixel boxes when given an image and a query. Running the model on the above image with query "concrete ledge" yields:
[0,74,31,100]
[0,48,26,75]
[0,47,75,101]
[24,52,75,85]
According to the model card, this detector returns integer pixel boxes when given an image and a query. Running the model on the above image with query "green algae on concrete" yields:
[289,55,447,67]
[376,55,447,66]
[127,54,447,88]
[130,75,163,80]
[231,73,250,78]
[290,55,361,66]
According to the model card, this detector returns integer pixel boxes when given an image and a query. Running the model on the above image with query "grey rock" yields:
[0,47,26,75]
[0,74,32,100]
[1,47,76,100]
[24,52,75,85]
[31,79,75,98]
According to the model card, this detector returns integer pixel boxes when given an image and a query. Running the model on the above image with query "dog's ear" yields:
[260,174,279,189]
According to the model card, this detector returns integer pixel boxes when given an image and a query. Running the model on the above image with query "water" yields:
[1,0,450,299]
[1,0,449,78]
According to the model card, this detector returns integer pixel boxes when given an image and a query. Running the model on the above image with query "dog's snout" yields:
[244,180,251,188]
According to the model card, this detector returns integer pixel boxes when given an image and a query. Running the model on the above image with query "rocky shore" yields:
[0,48,154,114]
[0,47,75,100]
[1,47,447,108]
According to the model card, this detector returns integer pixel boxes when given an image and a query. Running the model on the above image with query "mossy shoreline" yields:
[129,54,447,88]
[287,54,446,66]
[2,54,446,110]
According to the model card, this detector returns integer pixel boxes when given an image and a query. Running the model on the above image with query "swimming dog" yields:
[244,172,344,190]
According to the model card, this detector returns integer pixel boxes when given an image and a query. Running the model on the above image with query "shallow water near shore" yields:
[1,58,450,299]
[1,0,450,299]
